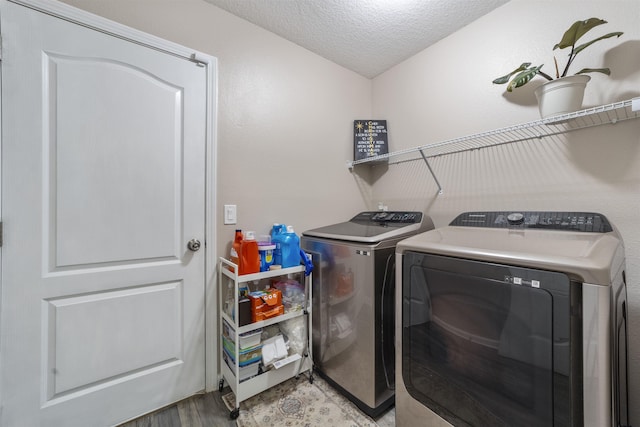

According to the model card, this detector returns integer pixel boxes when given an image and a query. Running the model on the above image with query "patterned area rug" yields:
[222,374,385,427]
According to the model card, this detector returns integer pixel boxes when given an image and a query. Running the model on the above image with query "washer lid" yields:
[302,211,432,243]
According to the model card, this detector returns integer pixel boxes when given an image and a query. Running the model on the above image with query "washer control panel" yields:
[450,211,613,233]
[352,211,423,224]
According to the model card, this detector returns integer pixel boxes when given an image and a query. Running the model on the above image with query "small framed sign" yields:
[354,120,388,162]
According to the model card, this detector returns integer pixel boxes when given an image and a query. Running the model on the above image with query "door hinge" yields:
[189,53,206,68]
[0,35,3,61]
[0,222,3,247]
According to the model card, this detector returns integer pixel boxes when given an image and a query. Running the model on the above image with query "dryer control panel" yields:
[351,211,423,224]
[450,211,613,233]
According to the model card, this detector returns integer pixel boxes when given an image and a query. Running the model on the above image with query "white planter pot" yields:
[534,75,590,119]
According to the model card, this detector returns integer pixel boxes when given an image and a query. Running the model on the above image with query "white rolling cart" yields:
[217,257,313,420]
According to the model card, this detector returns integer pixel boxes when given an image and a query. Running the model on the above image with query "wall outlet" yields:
[224,204,237,225]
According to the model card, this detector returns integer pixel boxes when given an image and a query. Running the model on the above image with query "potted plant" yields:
[493,18,623,118]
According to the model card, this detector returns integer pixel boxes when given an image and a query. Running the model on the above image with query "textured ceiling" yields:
[205,0,510,78]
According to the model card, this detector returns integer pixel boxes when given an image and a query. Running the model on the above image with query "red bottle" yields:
[239,231,260,275]
[229,229,243,272]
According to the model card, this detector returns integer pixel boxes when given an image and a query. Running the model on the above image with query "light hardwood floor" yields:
[117,384,396,427]
[117,387,237,427]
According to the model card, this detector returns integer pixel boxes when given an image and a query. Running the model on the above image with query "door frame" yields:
[0,0,219,405]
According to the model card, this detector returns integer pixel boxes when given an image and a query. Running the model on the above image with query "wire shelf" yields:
[347,98,640,169]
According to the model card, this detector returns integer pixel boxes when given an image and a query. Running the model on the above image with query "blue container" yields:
[280,226,300,268]
[271,223,287,266]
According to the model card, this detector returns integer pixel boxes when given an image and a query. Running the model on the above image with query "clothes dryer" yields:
[302,211,434,417]
[396,211,630,427]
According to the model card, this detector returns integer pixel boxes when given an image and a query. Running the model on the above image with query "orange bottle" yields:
[229,229,243,272]
[240,231,260,275]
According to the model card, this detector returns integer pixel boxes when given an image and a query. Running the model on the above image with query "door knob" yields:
[187,239,201,252]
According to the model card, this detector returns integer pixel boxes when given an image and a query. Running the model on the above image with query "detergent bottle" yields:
[229,229,243,272]
[281,225,301,268]
[271,223,287,267]
[239,230,260,275]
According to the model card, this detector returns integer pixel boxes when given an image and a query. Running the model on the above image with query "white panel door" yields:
[0,1,209,425]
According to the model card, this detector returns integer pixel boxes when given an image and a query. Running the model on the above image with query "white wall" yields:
[372,0,640,424]
[58,0,372,261]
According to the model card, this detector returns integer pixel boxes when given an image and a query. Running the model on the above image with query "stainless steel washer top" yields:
[302,211,433,244]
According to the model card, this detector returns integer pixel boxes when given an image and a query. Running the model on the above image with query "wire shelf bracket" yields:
[419,149,442,195]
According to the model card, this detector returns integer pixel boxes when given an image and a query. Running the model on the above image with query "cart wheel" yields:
[230,408,240,420]
[218,379,224,392]
[309,373,314,384]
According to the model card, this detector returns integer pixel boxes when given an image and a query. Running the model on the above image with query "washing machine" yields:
[395,211,630,427]
[301,211,434,417]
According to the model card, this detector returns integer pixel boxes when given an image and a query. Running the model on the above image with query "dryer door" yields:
[401,252,578,427]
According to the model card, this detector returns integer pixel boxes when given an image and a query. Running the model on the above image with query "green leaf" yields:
[573,32,623,56]
[492,63,532,84]
[575,67,611,75]
[554,18,607,50]
[506,65,544,92]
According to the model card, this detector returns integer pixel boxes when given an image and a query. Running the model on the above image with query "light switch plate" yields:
[224,204,237,225]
